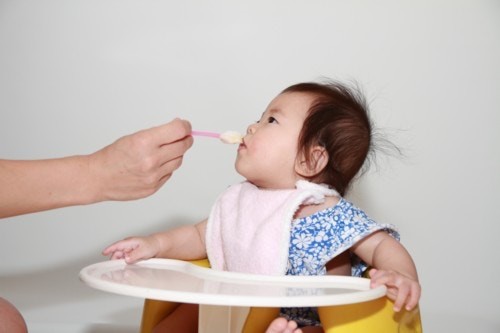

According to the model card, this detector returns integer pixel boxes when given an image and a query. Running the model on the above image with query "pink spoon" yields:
[191,130,243,144]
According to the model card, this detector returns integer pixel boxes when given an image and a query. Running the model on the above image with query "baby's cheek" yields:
[234,157,249,176]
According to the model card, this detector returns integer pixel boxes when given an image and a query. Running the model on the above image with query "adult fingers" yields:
[138,155,183,196]
[157,135,193,165]
[159,155,184,178]
[148,119,192,146]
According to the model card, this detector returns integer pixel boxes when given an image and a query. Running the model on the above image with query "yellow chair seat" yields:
[140,260,422,333]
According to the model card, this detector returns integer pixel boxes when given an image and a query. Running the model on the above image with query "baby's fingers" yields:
[102,244,119,256]
[102,239,138,256]
[109,250,126,260]
[369,269,421,312]
[405,283,421,311]
[368,268,392,287]
[122,249,148,264]
[106,248,144,264]
[102,242,124,256]
[392,283,410,312]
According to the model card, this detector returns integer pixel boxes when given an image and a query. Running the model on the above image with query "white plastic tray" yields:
[80,258,386,307]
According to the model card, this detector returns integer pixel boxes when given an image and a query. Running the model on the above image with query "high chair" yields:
[139,259,423,333]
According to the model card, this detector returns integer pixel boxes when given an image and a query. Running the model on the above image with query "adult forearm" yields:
[0,156,98,218]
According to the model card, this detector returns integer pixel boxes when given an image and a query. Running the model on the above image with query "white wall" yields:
[1,1,499,332]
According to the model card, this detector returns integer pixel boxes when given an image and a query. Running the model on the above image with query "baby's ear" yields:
[295,146,329,178]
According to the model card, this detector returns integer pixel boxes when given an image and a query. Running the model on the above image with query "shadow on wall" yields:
[0,216,197,331]
[0,253,143,332]
[0,214,194,311]
[0,253,114,311]
[83,323,138,333]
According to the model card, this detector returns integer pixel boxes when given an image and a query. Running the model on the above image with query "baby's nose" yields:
[247,123,256,134]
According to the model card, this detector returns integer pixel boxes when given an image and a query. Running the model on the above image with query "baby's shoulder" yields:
[294,195,340,219]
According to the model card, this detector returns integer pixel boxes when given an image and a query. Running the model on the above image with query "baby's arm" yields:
[351,231,421,312]
[102,219,208,264]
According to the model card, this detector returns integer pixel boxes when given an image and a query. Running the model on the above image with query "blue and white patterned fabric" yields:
[280,198,399,327]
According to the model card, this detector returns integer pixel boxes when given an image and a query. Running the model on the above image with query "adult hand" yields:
[88,118,193,202]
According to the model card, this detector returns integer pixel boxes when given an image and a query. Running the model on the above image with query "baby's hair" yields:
[282,80,373,196]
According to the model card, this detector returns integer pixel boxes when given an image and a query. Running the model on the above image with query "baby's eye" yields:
[267,116,278,124]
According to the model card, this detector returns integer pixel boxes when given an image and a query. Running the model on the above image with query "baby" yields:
[104,81,421,333]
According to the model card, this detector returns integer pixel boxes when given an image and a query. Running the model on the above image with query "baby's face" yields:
[235,91,315,189]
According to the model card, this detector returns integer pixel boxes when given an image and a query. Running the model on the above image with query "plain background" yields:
[1,1,499,332]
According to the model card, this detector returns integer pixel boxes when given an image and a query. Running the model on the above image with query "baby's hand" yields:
[102,235,160,264]
[369,268,421,312]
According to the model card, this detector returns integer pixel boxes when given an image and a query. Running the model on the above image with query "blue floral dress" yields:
[280,198,399,327]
